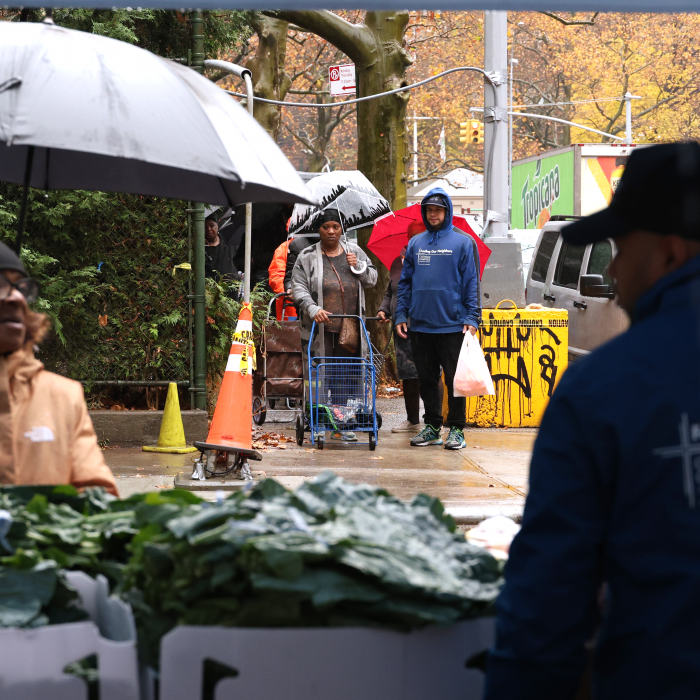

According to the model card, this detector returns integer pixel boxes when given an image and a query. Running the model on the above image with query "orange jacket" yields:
[268,241,295,320]
[0,344,117,495]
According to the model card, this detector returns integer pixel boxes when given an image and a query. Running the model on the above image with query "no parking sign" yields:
[329,64,356,97]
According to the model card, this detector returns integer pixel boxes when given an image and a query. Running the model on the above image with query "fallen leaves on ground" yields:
[252,429,296,451]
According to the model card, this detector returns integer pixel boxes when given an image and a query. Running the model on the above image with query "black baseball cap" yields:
[563,142,700,245]
[422,194,448,208]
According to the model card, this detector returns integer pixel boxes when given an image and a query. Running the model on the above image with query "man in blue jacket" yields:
[485,142,700,699]
[395,188,481,450]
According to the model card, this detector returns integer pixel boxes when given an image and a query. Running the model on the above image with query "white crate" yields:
[0,572,139,700]
[159,617,495,700]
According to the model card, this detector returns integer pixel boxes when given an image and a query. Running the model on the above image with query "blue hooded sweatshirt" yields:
[394,187,480,333]
[485,252,700,700]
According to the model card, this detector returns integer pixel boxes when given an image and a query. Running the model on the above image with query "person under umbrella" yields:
[204,214,239,281]
[377,219,439,432]
[0,241,117,494]
[291,209,377,442]
[395,189,481,451]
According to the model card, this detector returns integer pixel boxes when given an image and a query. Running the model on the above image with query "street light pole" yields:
[483,10,509,238]
[413,113,418,183]
[406,115,443,186]
[191,10,207,411]
[624,92,641,143]
[508,56,518,226]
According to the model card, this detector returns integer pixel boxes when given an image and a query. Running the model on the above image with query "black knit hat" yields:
[0,241,27,276]
[318,208,343,225]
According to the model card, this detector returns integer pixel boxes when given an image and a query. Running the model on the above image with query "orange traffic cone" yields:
[204,302,255,451]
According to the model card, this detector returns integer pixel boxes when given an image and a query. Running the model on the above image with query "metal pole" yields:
[625,91,632,143]
[483,10,509,238]
[203,59,255,304]
[244,73,254,304]
[472,108,626,142]
[508,57,518,226]
[413,114,418,183]
[191,11,207,410]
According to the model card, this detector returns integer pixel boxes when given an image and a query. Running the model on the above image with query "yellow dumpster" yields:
[462,301,568,428]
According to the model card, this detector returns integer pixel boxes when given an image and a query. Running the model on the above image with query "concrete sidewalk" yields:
[104,408,533,522]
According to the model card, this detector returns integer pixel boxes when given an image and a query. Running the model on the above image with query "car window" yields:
[587,240,614,285]
[553,241,586,289]
[531,229,559,283]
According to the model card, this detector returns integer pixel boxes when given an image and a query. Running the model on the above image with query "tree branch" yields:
[539,11,599,26]
[264,10,370,63]
[283,122,316,153]
[409,158,483,184]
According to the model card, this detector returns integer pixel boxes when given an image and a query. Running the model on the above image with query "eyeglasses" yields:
[0,275,40,304]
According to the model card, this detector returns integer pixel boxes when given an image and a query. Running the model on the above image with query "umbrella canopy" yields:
[0,21,313,209]
[288,170,390,236]
[368,203,492,278]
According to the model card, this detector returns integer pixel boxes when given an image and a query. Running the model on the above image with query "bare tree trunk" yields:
[268,11,412,335]
[245,16,291,138]
[307,89,330,171]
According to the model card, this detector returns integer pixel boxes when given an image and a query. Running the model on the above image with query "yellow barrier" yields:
[462,302,568,428]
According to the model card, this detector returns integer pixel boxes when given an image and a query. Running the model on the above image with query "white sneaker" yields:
[392,420,420,433]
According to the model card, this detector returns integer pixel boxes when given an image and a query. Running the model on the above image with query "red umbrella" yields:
[368,203,491,278]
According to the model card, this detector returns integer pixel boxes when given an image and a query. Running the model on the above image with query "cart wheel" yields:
[253,396,266,426]
[376,412,383,430]
[317,435,325,451]
[296,414,304,446]
[369,433,377,451]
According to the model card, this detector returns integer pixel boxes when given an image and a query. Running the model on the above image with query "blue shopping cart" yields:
[297,315,380,451]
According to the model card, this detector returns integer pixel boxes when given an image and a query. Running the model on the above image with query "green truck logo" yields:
[521,163,561,228]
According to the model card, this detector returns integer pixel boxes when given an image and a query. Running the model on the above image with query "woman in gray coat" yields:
[291,209,377,441]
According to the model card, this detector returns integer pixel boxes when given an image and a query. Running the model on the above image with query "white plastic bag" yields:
[453,332,495,397]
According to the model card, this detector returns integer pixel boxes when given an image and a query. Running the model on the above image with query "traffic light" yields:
[459,122,469,143]
[459,121,484,145]
[470,120,484,144]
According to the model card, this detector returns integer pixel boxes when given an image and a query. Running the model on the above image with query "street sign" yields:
[329,64,356,97]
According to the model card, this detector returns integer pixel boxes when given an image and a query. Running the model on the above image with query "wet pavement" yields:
[105,398,534,519]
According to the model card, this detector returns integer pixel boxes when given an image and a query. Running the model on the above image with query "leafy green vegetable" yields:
[0,475,502,670]
[121,473,502,666]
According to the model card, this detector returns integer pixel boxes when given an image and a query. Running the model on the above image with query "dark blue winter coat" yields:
[485,251,700,700]
[395,187,480,333]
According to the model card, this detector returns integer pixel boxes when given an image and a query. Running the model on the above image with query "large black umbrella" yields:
[0,20,314,250]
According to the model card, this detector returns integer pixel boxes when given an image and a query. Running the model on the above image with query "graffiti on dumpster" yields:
[467,311,568,428]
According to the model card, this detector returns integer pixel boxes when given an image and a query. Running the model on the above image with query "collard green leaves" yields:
[0,474,502,665]
[122,472,501,665]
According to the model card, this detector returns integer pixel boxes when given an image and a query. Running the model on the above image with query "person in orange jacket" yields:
[268,240,296,321]
[0,241,117,495]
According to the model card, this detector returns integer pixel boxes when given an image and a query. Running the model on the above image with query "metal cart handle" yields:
[267,291,295,320]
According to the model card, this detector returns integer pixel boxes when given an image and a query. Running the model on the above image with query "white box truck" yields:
[511,143,645,230]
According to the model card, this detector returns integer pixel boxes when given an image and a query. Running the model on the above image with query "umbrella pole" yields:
[243,72,254,304]
[15,146,34,254]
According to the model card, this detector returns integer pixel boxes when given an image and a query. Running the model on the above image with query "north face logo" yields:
[24,426,55,443]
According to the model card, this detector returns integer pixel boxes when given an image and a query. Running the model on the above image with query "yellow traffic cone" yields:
[142,383,198,454]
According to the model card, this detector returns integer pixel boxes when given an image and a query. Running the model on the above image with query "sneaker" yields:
[331,431,358,442]
[391,420,420,433]
[410,425,443,447]
[444,426,466,450]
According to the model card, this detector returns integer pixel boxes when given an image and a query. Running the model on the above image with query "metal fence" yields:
[0,183,193,407]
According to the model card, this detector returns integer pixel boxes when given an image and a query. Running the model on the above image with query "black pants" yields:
[410,331,466,430]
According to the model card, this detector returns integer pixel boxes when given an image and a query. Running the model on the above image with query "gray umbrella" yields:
[0,20,314,250]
